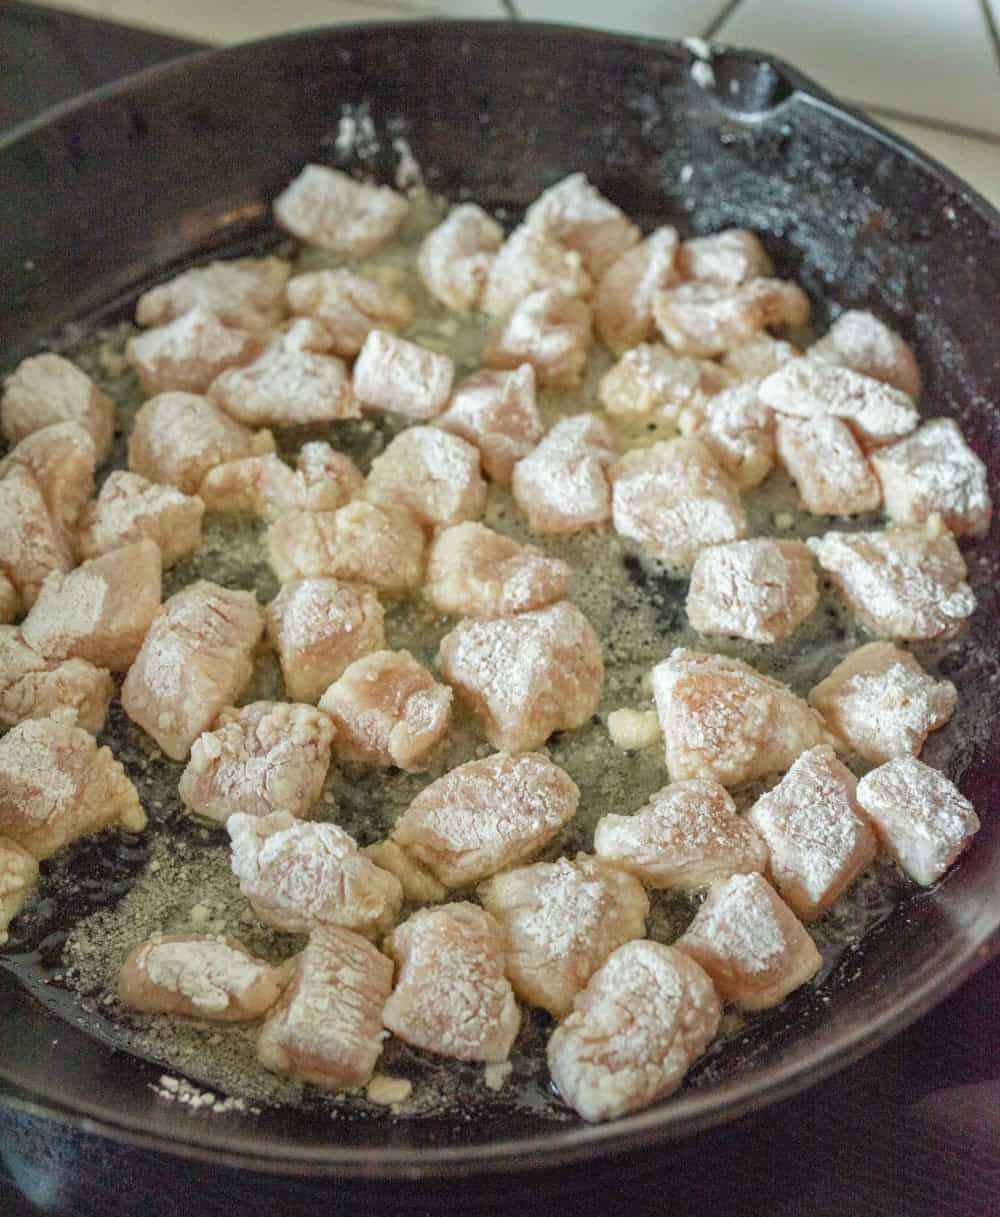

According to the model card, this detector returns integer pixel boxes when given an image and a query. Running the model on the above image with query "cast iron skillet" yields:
[1,18,999,1204]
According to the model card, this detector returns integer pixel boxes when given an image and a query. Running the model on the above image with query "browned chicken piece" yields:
[392,751,580,888]
[547,940,721,1123]
[285,269,413,359]
[257,925,393,1089]
[808,520,975,640]
[870,419,991,537]
[593,228,680,352]
[227,810,402,936]
[524,173,640,278]
[676,872,821,1009]
[0,716,145,859]
[0,422,96,545]
[686,538,819,643]
[481,224,593,317]
[598,343,729,423]
[208,343,357,427]
[856,757,979,886]
[438,602,603,753]
[196,454,301,521]
[0,626,113,733]
[722,334,798,382]
[0,465,74,608]
[424,523,571,618]
[1,352,114,462]
[653,279,809,358]
[135,256,291,331]
[677,228,773,285]
[362,839,447,906]
[0,835,39,945]
[267,501,426,592]
[119,933,284,1021]
[0,575,20,626]
[809,309,921,399]
[382,903,520,1063]
[265,577,384,703]
[482,288,593,388]
[78,471,204,567]
[776,415,881,515]
[121,580,262,761]
[418,203,504,313]
[128,391,274,495]
[365,426,487,529]
[273,164,409,257]
[677,383,776,490]
[179,701,335,823]
[511,413,616,534]
[319,650,452,771]
[434,365,543,483]
[479,854,648,1018]
[807,642,956,766]
[594,779,768,890]
[610,437,747,567]
[125,306,261,396]
[352,331,454,421]
[651,648,833,787]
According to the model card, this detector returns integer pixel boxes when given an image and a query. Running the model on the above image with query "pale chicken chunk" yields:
[135,256,291,331]
[121,581,262,761]
[0,627,113,733]
[125,306,260,395]
[438,602,603,753]
[547,940,721,1123]
[208,343,357,427]
[651,648,833,787]
[362,839,446,906]
[365,427,487,529]
[0,422,96,543]
[678,382,776,490]
[776,415,881,515]
[511,413,616,534]
[382,903,520,1063]
[434,365,543,483]
[598,343,729,423]
[352,331,454,421]
[392,751,580,888]
[654,279,809,358]
[285,269,413,358]
[0,717,145,859]
[481,224,593,317]
[0,576,19,625]
[479,854,648,1018]
[593,227,680,352]
[1,352,114,462]
[809,309,921,399]
[677,228,772,285]
[0,465,74,608]
[483,288,592,388]
[78,471,204,567]
[0,836,38,945]
[295,442,365,510]
[722,334,799,382]
[319,650,452,771]
[418,203,504,313]
[273,164,409,257]
[524,173,639,278]
[271,316,338,353]
[200,445,363,521]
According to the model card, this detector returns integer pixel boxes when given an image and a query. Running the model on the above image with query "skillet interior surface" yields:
[1,19,999,1179]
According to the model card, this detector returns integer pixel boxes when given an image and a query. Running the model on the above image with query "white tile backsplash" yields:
[514,0,724,39]
[876,116,1000,208]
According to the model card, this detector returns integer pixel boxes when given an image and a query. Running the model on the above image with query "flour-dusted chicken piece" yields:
[0,576,19,626]
[606,707,662,751]
[749,746,877,920]
[807,642,956,766]
[808,520,975,640]
[678,383,776,491]
[267,501,426,592]
[481,224,593,317]
[651,648,833,787]
[598,343,729,422]
[776,415,881,516]
[228,811,402,936]
[0,422,96,544]
[676,872,820,1009]
[135,256,291,332]
[594,779,768,890]
[654,279,809,358]
[77,471,204,567]
[418,203,504,313]
[0,465,74,609]
[392,751,580,888]
[870,419,991,537]
[0,836,38,945]
[438,602,603,753]
[483,288,593,388]
[295,442,365,511]
[0,627,113,733]
[125,306,261,396]
[547,940,720,1123]
[365,426,487,529]
[424,523,571,618]
[285,268,413,359]
[856,756,979,886]
[686,539,819,643]
[179,701,335,823]
[197,454,302,521]
[434,365,543,483]
[511,413,616,534]
[677,228,773,285]
[382,903,520,1063]
[352,331,454,421]
[1,352,114,462]
[271,316,338,354]
[0,717,145,859]
[363,839,446,905]
[524,173,640,279]
[593,227,680,352]
[479,855,648,1018]
[273,164,409,257]
[208,343,358,427]
[809,309,921,399]
[758,357,918,449]
[722,334,798,382]
[121,581,262,760]
[610,437,747,567]
[318,650,452,771]
[128,391,274,495]
[119,934,284,1021]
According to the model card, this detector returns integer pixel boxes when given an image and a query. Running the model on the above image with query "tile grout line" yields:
[981,0,1000,70]
[855,100,1000,147]
[501,0,519,18]
[700,0,745,40]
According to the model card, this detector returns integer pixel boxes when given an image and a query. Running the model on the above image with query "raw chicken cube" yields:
[295,442,365,510]
[382,903,520,1063]
[196,454,301,521]
[524,173,640,278]
[0,626,113,733]
[676,872,820,1009]
[677,228,772,285]
[434,365,543,483]
[807,642,956,765]
[481,224,593,316]
[0,576,19,625]
[653,279,809,358]
[598,343,729,423]
[363,839,446,906]
[392,751,580,888]
[273,164,409,257]
[135,256,291,331]
[809,309,921,399]
[0,717,145,859]
[722,334,798,382]
[0,422,96,543]
[686,538,819,643]
[511,413,616,534]
[677,382,776,490]
[257,926,393,1089]
[1,352,114,462]
[547,940,720,1123]
[776,415,881,515]
[318,650,452,771]
[125,306,260,395]
[855,756,979,886]
[483,288,592,388]
[651,648,833,787]
[352,331,454,421]
[0,465,74,608]
[121,580,262,761]
[272,317,338,353]
[208,343,358,427]
[285,269,413,358]
[438,602,603,752]
[365,426,487,529]
[418,203,504,312]
[77,470,204,567]
[594,779,768,890]
[479,854,648,1018]
[0,836,38,945]
[749,745,877,919]
[593,227,680,352]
